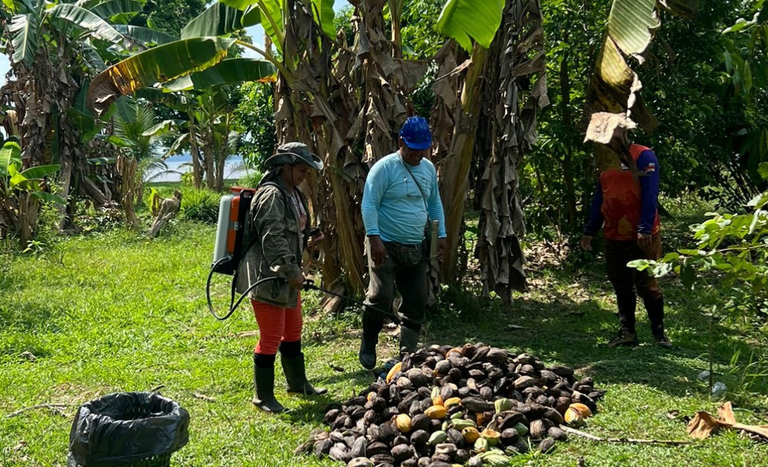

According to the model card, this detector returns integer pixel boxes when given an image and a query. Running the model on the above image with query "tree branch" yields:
[6,404,69,419]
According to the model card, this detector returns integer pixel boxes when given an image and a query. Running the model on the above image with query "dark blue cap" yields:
[399,116,432,150]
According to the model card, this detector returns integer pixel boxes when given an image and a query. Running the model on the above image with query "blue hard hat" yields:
[399,116,432,150]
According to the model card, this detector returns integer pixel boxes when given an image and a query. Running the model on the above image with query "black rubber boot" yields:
[281,354,328,396]
[359,315,383,370]
[253,354,286,413]
[607,328,639,348]
[399,325,420,354]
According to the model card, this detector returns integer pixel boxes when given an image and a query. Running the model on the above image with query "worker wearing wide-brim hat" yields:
[236,142,326,413]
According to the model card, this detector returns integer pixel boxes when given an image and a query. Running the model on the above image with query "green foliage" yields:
[233,81,276,170]
[435,0,504,51]
[74,201,125,234]
[236,170,264,189]
[523,0,609,234]
[130,0,207,35]
[399,0,443,59]
[630,163,768,313]
[0,142,65,205]
[180,188,221,223]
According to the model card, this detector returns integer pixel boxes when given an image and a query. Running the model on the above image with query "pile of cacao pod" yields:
[296,343,605,467]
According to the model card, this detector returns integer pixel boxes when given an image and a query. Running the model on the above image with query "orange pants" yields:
[251,294,303,355]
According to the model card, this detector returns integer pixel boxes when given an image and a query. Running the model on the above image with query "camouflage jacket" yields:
[236,179,309,308]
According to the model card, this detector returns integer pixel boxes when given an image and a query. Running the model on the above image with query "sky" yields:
[0,1,351,85]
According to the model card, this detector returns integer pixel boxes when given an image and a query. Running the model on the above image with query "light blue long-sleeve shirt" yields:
[362,152,447,244]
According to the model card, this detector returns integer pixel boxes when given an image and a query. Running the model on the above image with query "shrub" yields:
[237,170,264,189]
[181,189,221,224]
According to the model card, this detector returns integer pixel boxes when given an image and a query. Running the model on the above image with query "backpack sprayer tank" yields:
[206,184,398,322]
[211,187,256,275]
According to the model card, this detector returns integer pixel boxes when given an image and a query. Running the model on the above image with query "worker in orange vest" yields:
[581,113,672,349]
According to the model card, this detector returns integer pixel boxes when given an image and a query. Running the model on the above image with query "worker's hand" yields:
[580,235,593,252]
[308,231,325,250]
[288,273,305,291]
[637,232,652,250]
[369,235,386,267]
[437,238,448,263]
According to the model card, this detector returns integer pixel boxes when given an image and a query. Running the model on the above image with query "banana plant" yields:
[0,142,64,204]
[584,0,700,148]
[0,140,64,248]
[1,0,150,237]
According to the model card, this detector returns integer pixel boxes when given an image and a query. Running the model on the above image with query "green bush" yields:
[181,188,221,224]
[237,170,264,189]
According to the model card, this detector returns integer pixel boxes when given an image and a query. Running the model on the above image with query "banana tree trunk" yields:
[18,193,40,250]
[116,156,140,229]
[188,116,203,189]
[475,0,548,302]
[437,44,489,284]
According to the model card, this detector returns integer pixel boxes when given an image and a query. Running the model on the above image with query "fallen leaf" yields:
[732,422,768,440]
[688,402,768,441]
[507,324,529,330]
[20,352,36,362]
[666,410,680,420]
[718,401,737,425]
[687,411,721,439]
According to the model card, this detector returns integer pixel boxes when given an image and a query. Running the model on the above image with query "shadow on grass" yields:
[423,276,768,404]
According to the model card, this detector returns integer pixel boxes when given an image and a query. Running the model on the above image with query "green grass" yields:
[1,219,767,466]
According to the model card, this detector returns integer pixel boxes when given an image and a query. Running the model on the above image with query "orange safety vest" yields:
[598,144,660,241]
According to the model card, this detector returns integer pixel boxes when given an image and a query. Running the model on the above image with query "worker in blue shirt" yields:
[359,116,447,369]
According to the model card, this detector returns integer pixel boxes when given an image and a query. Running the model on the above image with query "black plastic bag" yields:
[67,392,190,467]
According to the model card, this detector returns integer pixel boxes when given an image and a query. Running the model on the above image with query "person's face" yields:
[282,164,311,186]
[399,138,430,166]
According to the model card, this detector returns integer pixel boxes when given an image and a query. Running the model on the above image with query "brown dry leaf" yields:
[717,401,737,426]
[689,402,768,441]
[687,411,721,439]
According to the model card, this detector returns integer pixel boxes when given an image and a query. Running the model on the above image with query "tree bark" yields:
[188,115,203,189]
[148,191,182,238]
[560,50,577,226]
[18,193,39,250]
[116,156,140,230]
[439,44,489,283]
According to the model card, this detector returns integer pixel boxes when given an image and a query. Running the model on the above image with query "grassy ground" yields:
[1,215,767,466]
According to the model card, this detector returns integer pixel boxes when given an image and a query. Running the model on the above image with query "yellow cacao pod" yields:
[386,362,402,384]
[425,406,447,419]
[395,414,412,433]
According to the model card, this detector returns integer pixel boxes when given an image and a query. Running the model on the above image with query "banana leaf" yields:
[311,0,336,39]
[435,0,504,52]
[0,142,22,177]
[48,4,125,44]
[88,0,143,21]
[181,2,261,39]
[9,13,37,65]
[20,164,61,179]
[606,0,658,61]
[87,37,236,115]
[113,25,177,45]
[162,58,275,92]
[31,191,67,205]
